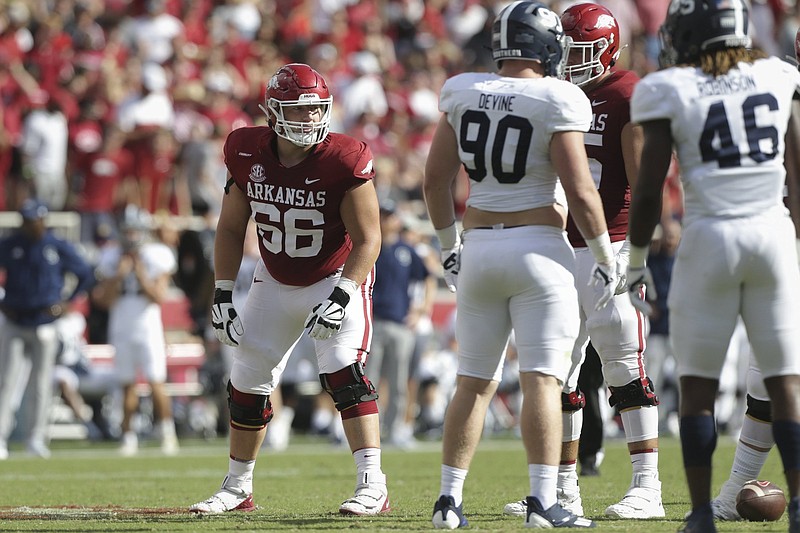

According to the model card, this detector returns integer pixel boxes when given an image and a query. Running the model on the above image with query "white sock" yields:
[440,464,468,507]
[630,448,659,478]
[557,460,578,490]
[353,448,382,475]
[530,464,558,509]
[227,457,255,492]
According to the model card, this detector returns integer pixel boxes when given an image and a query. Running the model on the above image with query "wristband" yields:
[336,276,359,297]
[628,245,649,269]
[329,286,351,308]
[435,222,459,250]
[215,279,235,291]
[586,231,614,265]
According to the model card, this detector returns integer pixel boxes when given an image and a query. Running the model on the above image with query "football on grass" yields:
[735,480,786,521]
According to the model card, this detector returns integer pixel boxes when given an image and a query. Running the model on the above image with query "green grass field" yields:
[0,434,790,532]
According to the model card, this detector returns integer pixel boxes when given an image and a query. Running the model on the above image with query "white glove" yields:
[440,244,462,293]
[306,286,350,340]
[211,281,243,346]
[590,261,617,311]
[614,240,631,295]
[627,265,656,314]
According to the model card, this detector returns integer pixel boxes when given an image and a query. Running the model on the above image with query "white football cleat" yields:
[189,477,255,514]
[604,472,665,519]
[503,500,527,517]
[119,432,138,457]
[503,488,584,518]
[26,440,51,459]
[558,486,584,516]
[339,471,390,515]
[161,434,179,456]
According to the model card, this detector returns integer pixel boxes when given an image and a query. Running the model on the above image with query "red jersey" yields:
[567,69,639,248]
[225,127,375,286]
[76,149,133,212]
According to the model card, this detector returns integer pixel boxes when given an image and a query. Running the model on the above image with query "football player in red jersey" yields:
[189,64,389,516]
[502,3,664,521]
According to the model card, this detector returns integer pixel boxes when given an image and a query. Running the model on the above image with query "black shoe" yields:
[579,458,600,477]
[789,498,800,533]
[678,505,716,533]
[525,496,595,528]
[432,495,468,529]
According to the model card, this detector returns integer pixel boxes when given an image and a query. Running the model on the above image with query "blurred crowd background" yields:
[3,0,796,233]
[0,0,798,451]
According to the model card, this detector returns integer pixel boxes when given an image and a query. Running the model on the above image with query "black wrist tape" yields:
[329,286,350,308]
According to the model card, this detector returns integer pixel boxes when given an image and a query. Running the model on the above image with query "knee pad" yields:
[320,362,379,419]
[608,377,660,411]
[227,381,273,431]
[562,389,586,412]
[745,394,772,423]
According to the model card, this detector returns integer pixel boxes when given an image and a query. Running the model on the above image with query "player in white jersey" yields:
[625,0,800,531]
[503,3,663,520]
[93,205,179,456]
[709,29,800,522]
[424,1,614,529]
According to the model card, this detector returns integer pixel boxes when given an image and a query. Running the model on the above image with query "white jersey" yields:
[631,57,800,224]
[96,241,177,341]
[439,72,591,212]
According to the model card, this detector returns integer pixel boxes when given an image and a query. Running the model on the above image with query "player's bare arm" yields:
[214,174,251,281]
[621,121,644,191]
[551,130,608,240]
[423,114,462,231]
[339,180,381,286]
[785,101,800,237]
[627,120,672,249]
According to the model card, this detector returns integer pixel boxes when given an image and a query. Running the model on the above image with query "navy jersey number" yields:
[459,110,533,183]
[699,93,779,168]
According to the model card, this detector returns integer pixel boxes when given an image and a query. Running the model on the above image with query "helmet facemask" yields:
[263,95,332,147]
[565,35,616,86]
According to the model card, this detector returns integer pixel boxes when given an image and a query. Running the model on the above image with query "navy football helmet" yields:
[659,0,751,66]
[492,1,569,78]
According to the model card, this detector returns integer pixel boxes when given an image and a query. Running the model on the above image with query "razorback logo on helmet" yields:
[596,14,617,29]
